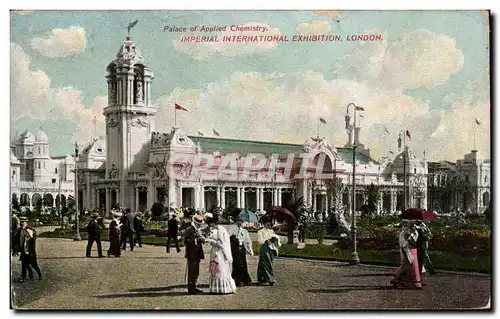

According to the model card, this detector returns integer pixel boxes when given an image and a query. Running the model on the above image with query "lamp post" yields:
[345,102,364,265]
[398,130,408,211]
[73,142,81,241]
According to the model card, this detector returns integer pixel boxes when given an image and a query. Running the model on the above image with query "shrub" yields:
[305,222,327,244]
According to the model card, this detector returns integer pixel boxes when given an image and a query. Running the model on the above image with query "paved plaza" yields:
[10,238,490,310]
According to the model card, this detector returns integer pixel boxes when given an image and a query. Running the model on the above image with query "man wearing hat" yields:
[183,214,205,294]
[133,212,144,248]
[166,214,181,253]
[86,212,104,258]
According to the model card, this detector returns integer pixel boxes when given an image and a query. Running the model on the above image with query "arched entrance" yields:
[44,193,54,207]
[56,194,67,207]
[20,193,30,206]
[483,192,490,207]
[32,193,42,207]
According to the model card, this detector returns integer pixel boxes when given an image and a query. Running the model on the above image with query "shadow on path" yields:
[308,285,395,294]
[38,256,89,260]
[130,284,209,292]
[344,273,394,278]
[95,284,211,298]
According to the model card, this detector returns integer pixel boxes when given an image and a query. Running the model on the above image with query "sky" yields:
[10,10,490,161]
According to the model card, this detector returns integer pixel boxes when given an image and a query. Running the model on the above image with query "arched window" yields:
[484,175,488,184]
[55,168,58,174]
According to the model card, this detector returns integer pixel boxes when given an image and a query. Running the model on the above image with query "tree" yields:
[363,183,380,217]
[151,202,164,220]
[11,194,20,212]
[283,197,306,244]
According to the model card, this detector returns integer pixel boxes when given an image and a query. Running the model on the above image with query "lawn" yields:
[253,243,491,274]
[39,229,184,247]
[40,229,489,273]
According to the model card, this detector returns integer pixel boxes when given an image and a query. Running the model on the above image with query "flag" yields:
[128,19,139,32]
[406,129,411,139]
[175,103,188,112]
[384,127,390,135]
[91,116,97,124]
[355,105,365,111]
[389,150,394,154]
[213,129,220,136]
[198,130,204,136]
[475,118,481,125]
[319,117,327,124]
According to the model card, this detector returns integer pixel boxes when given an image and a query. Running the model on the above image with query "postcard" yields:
[10,10,491,310]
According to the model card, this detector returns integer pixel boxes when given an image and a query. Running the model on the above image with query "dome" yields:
[393,148,417,164]
[10,151,21,165]
[35,129,49,143]
[19,130,35,144]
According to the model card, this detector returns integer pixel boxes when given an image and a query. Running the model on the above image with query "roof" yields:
[10,151,21,164]
[188,136,303,156]
[187,136,375,164]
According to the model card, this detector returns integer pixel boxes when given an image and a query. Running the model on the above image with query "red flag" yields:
[406,129,411,139]
[319,117,327,124]
[175,103,188,112]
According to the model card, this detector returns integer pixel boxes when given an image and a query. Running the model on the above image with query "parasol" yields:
[266,206,295,220]
[235,208,259,223]
[402,208,436,221]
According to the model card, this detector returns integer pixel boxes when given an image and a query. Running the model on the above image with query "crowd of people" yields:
[11,203,436,292]
[183,212,281,295]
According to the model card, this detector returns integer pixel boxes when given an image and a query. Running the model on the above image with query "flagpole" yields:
[174,108,177,127]
[317,121,320,139]
[473,120,476,150]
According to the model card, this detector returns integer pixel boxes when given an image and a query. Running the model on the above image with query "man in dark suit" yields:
[183,215,205,294]
[166,214,180,253]
[86,213,104,258]
[122,208,136,251]
[120,211,128,250]
[133,213,144,248]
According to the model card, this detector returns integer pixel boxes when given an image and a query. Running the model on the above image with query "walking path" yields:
[11,238,490,310]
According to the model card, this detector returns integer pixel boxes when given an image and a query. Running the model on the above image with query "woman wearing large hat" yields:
[203,212,236,294]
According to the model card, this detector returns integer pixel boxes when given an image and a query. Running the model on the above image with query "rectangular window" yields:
[52,178,56,183]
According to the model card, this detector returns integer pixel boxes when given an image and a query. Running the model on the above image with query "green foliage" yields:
[363,183,380,217]
[305,222,327,244]
[150,202,164,219]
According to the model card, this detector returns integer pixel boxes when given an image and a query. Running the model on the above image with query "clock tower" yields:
[103,35,156,208]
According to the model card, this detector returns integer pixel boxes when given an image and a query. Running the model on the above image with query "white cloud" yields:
[10,43,105,146]
[296,21,331,35]
[337,29,464,91]
[31,26,86,58]
[173,22,281,60]
[427,67,490,160]
[153,71,436,160]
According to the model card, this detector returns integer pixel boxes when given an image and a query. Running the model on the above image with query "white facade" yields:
[10,129,75,211]
[75,35,430,215]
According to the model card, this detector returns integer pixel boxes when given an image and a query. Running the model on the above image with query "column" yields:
[135,187,139,211]
[324,194,329,212]
[221,187,226,209]
[194,185,201,211]
[216,186,221,207]
[378,190,383,215]
[390,190,396,213]
[201,186,205,211]
[236,187,241,208]
[241,188,246,209]
[105,188,110,212]
[277,188,282,206]
[258,188,264,211]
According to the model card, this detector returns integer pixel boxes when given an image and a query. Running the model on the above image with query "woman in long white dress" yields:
[203,212,237,294]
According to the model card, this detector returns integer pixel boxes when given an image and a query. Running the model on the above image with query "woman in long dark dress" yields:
[107,220,121,257]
